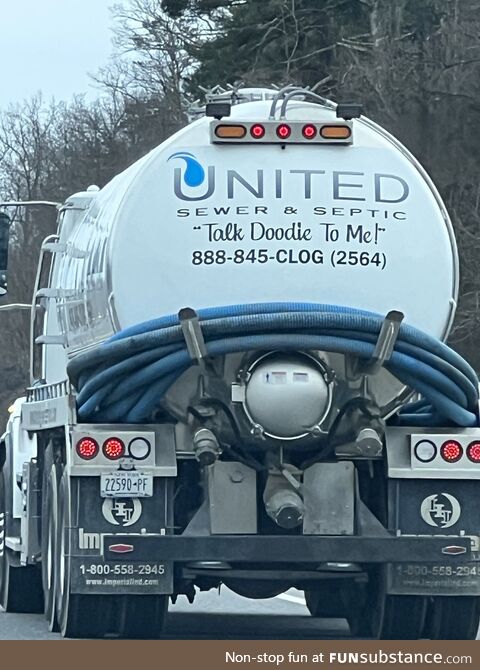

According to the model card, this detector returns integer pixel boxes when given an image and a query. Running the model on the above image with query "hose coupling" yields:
[193,428,221,467]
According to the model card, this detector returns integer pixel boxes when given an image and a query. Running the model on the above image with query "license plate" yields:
[101,472,153,498]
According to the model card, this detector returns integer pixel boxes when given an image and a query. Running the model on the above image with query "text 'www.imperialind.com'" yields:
[225,651,473,665]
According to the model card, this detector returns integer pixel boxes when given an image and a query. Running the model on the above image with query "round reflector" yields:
[302,124,317,139]
[250,124,265,139]
[276,123,291,139]
[128,437,151,460]
[414,440,437,463]
[103,437,125,460]
[440,440,463,463]
[76,437,99,461]
[467,441,480,463]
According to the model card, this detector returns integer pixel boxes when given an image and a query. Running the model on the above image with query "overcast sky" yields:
[0,0,116,107]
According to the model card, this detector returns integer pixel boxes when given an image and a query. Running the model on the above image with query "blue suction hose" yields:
[66,303,479,427]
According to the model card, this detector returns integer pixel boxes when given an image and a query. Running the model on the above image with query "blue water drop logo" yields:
[168,152,205,187]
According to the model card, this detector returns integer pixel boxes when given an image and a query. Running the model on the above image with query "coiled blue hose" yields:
[67,302,479,427]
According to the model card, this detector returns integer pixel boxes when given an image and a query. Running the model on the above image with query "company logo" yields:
[102,498,142,527]
[420,493,461,528]
[168,151,409,204]
[168,152,215,201]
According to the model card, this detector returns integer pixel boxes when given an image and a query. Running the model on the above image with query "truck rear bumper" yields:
[103,533,476,564]
[68,534,478,596]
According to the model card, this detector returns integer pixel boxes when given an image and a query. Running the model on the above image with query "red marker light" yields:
[276,123,291,139]
[440,440,463,463]
[103,437,125,460]
[302,124,317,139]
[250,124,265,139]
[467,441,480,463]
[76,437,99,461]
[109,544,134,554]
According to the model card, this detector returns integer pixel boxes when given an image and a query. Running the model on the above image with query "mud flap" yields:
[67,476,174,595]
[387,479,480,595]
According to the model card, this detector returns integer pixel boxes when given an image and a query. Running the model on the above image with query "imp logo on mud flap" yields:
[420,493,461,529]
[102,498,142,527]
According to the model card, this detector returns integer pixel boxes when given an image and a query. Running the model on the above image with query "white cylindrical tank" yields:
[54,99,458,356]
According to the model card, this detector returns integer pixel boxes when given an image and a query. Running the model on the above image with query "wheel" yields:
[305,579,368,635]
[423,597,480,640]
[41,443,60,630]
[378,595,428,639]
[305,580,355,618]
[350,569,427,639]
[114,594,169,639]
[55,471,168,638]
[0,471,43,613]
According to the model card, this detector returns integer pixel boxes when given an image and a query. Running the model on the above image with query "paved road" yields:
[0,589,349,640]
[1,589,478,640]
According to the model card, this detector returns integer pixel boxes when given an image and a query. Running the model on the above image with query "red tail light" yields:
[440,440,463,463]
[103,438,125,460]
[250,123,265,139]
[76,437,99,460]
[302,124,317,139]
[467,441,480,463]
[276,123,291,139]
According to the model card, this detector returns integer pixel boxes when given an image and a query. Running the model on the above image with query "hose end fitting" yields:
[193,428,221,467]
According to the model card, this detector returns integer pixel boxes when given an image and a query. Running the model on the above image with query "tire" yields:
[305,580,356,618]
[350,569,427,639]
[305,579,368,635]
[378,595,428,640]
[0,471,43,613]
[113,594,169,639]
[55,471,168,638]
[423,596,480,640]
[41,443,60,631]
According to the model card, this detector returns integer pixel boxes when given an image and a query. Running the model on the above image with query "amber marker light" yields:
[214,124,247,139]
[320,125,352,139]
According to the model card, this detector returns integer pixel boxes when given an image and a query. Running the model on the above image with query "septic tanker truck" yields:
[0,87,479,639]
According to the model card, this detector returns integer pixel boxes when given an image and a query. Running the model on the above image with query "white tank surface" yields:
[54,98,458,353]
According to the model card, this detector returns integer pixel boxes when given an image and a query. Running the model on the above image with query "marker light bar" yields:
[211,120,353,145]
[410,433,480,475]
